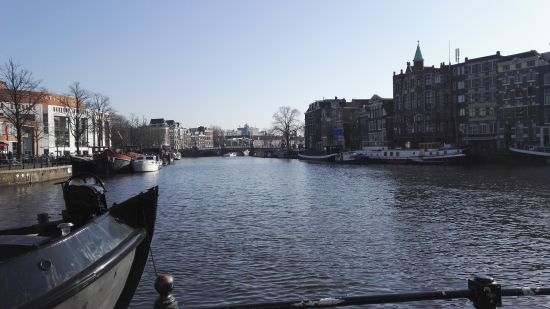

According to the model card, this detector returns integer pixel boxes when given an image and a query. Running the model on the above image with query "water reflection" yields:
[1,159,550,308]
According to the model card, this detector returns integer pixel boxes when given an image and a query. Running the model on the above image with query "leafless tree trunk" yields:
[0,59,47,161]
[271,106,303,153]
[59,82,89,156]
[86,92,112,150]
[109,112,130,149]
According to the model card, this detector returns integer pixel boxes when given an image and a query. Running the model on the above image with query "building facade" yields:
[496,51,550,149]
[304,97,360,152]
[453,52,502,155]
[1,89,110,157]
[393,44,455,148]
[357,95,393,147]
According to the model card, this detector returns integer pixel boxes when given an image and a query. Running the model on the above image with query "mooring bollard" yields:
[154,274,179,309]
[468,275,502,309]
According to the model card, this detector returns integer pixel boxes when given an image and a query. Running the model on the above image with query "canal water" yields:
[2,157,550,308]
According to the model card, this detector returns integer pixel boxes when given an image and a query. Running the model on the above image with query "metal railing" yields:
[153,275,550,309]
[0,156,70,171]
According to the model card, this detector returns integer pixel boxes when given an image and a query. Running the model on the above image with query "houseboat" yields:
[340,144,466,165]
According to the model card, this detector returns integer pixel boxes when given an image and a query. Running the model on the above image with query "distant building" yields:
[187,126,214,149]
[147,118,170,149]
[0,87,110,157]
[357,95,393,147]
[304,97,360,152]
[452,52,502,155]
[538,53,550,146]
[392,43,454,148]
[496,51,550,149]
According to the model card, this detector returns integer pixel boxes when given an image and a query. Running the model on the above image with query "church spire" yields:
[413,41,424,67]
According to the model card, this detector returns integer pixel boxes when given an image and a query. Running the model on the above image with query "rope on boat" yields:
[150,248,159,278]
[141,203,159,278]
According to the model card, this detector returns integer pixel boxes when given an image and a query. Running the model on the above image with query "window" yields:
[528,71,536,81]
[425,91,433,105]
[43,113,49,134]
[545,110,550,124]
[544,73,550,86]
[479,108,486,117]
[425,75,432,86]
[545,89,550,105]
[503,64,510,71]
[434,74,441,84]
[457,95,465,103]
[457,81,464,90]
[480,123,488,134]
[54,116,70,147]
[502,76,509,85]
[515,63,522,69]
[515,88,523,98]
[459,108,465,116]
[528,60,535,67]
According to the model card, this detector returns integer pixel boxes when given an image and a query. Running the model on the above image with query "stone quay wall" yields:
[0,165,73,186]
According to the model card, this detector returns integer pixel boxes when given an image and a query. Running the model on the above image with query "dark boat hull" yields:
[0,185,158,308]
[69,155,96,173]
[298,153,337,162]
[93,156,133,174]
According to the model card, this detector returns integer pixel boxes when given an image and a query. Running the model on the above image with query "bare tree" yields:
[0,59,47,161]
[86,92,111,149]
[271,106,303,152]
[109,112,130,149]
[59,82,89,155]
[210,125,224,148]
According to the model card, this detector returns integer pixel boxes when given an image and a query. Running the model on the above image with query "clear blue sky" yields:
[1,0,549,130]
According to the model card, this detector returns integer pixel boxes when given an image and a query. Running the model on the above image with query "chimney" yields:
[496,51,500,56]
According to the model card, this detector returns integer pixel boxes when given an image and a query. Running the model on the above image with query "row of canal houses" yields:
[305,44,550,158]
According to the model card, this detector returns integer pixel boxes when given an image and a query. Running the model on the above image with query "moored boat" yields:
[132,154,160,172]
[508,145,550,164]
[224,152,238,157]
[298,153,337,162]
[0,174,158,308]
[353,145,466,165]
[69,155,95,173]
[93,149,133,173]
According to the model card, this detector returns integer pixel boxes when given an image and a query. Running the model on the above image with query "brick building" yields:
[496,51,550,149]
[304,97,360,152]
[357,95,393,147]
[392,43,455,148]
[453,52,502,155]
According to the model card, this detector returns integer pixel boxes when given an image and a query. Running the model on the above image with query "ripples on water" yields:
[2,158,550,308]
